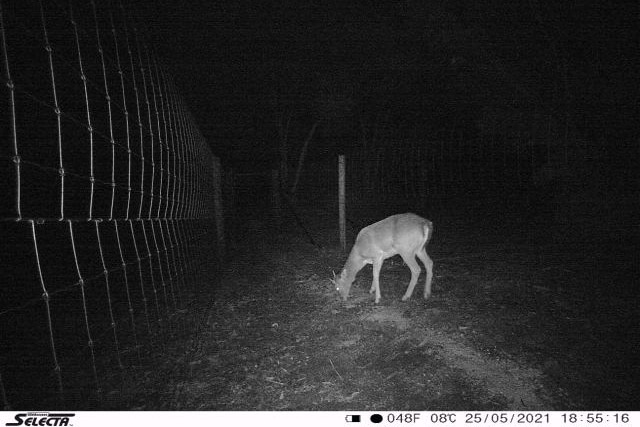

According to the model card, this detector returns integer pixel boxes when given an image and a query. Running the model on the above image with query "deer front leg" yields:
[372,259,383,303]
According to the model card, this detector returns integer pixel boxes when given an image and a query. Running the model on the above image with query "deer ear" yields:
[330,271,337,286]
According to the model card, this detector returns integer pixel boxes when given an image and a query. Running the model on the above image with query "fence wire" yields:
[0,0,218,408]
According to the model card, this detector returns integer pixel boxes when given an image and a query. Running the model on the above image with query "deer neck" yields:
[342,250,366,284]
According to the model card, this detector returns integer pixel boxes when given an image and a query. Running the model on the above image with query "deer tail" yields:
[423,220,433,247]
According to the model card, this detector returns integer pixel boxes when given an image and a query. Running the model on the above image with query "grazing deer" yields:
[331,213,434,303]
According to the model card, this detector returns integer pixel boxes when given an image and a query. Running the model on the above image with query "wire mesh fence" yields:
[0,0,219,408]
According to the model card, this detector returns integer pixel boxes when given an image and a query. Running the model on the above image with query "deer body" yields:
[333,213,434,303]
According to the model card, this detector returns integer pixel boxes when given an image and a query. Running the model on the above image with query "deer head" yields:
[331,269,353,301]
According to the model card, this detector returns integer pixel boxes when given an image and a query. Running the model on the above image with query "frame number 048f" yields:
[384,413,457,423]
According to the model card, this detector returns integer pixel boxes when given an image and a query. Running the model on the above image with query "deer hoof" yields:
[401,294,410,301]
[424,292,431,300]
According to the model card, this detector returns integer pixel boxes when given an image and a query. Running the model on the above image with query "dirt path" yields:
[109,210,638,410]
[85,201,637,410]
[158,218,553,410]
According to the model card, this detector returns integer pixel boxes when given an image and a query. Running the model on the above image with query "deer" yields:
[331,213,434,304]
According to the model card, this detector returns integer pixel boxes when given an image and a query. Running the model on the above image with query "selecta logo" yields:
[5,413,75,426]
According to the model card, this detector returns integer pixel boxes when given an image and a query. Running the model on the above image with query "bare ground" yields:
[106,205,639,410]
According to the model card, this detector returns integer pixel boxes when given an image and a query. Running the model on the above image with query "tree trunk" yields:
[290,120,320,195]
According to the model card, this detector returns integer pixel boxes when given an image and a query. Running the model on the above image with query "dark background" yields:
[1,0,638,410]
[130,0,638,169]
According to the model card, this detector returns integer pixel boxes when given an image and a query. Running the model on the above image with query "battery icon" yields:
[345,415,361,422]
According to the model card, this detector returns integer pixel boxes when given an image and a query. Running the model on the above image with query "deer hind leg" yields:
[416,248,433,299]
[371,258,383,303]
[364,260,375,294]
[400,253,422,301]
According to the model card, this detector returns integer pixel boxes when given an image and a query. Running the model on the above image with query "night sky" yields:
[130,0,637,166]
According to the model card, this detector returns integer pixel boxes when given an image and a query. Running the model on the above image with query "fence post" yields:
[212,156,225,261]
[271,169,281,225]
[338,155,346,252]
[224,165,235,217]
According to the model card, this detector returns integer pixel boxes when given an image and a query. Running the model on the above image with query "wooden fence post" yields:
[338,155,346,252]
[212,156,225,261]
[271,169,281,225]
